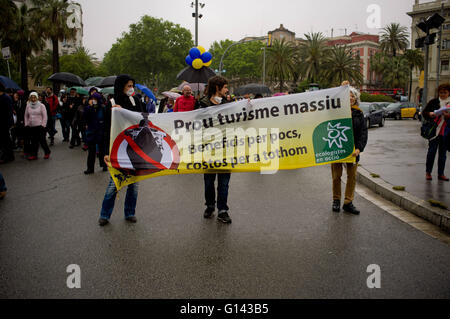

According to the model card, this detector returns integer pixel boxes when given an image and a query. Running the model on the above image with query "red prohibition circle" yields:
[110,122,180,176]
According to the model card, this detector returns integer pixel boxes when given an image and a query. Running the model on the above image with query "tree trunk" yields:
[52,37,60,93]
[20,49,29,93]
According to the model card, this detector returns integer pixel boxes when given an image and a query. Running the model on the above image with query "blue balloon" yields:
[201,52,212,63]
[185,55,193,66]
[189,47,201,59]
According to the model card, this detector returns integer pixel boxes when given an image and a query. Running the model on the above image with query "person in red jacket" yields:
[173,85,198,112]
[45,87,59,145]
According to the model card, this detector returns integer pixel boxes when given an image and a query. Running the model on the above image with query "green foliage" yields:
[297,32,328,83]
[209,39,264,82]
[102,15,193,90]
[321,45,363,87]
[60,47,100,80]
[380,23,409,57]
[28,50,53,86]
[360,92,395,103]
[267,39,296,92]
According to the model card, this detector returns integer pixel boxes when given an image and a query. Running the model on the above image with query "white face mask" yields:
[213,96,222,104]
[93,100,98,105]
[127,88,134,97]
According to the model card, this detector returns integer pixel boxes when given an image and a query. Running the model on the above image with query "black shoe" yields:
[343,203,360,215]
[84,170,94,175]
[126,216,137,223]
[102,166,108,172]
[98,218,109,226]
[69,144,74,149]
[204,207,215,219]
[332,200,341,213]
[217,211,232,224]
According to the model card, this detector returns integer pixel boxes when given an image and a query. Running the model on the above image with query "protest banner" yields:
[108,86,355,190]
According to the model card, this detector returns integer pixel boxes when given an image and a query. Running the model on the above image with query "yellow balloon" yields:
[192,58,203,69]
[197,46,206,55]
[204,60,212,67]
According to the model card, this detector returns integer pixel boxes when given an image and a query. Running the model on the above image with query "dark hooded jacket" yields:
[104,74,144,155]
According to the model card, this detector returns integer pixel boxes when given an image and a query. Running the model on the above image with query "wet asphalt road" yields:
[360,118,450,207]
[0,123,449,299]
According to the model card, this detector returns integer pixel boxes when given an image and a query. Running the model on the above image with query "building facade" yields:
[408,0,450,104]
[239,25,380,89]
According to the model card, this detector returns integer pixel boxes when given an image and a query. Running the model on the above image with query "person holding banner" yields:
[199,76,233,224]
[98,74,144,227]
[331,86,368,215]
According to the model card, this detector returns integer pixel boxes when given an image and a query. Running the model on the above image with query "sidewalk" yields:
[357,119,449,232]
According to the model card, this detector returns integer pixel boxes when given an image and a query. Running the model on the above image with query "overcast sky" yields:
[76,0,418,60]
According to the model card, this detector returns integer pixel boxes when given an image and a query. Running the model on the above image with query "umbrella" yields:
[0,76,21,90]
[98,76,117,88]
[170,87,181,93]
[162,91,181,100]
[136,84,157,102]
[273,92,287,97]
[100,87,114,95]
[235,83,271,96]
[178,82,206,95]
[85,77,105,86]
[176,66,216,84]
[69,86,89,95]
[48,72,86,86]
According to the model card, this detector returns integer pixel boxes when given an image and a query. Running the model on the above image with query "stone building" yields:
[408,0,450,104]
[239,24,380,90]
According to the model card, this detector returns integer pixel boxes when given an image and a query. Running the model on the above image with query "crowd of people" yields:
[1,76,448,225]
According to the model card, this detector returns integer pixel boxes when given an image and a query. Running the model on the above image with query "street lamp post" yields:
[436,1,447,89]
[191,1,205,47]
[262,46,266,85]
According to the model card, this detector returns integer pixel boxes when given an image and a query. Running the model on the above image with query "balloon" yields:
[192,58,204,69]
[197,46,206,55]
[189,47,201,59]
[201,52,212,63]
[204,60,212,67]
[185,55,193,66]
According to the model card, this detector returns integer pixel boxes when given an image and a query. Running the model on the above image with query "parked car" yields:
[384,102,419,120]
[359,102,385,128]
[373,102,390,117]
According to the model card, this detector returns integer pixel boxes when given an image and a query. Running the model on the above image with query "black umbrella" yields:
[48,72,86,86]
[98,76,117,88]
[235,83,272,96]
[176,66,216,84]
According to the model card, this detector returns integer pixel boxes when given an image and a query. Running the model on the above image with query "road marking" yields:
[355,184,450,246]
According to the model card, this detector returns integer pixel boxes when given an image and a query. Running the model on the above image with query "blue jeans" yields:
[100,177,139,220]
[204,173,231,211]
[426,135,447,176]
[0,172,6,192]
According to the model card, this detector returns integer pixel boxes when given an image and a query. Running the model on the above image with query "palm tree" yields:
[31,0,78,90]
[297,32,328,83]
[267,39,296,92]
[322,46,363,87]
[382,56,409,88]
[29,50,53,87]
[0,0,18,37]
[3,3,43,92]
[403,49,424,100]
[369,52,385,87]
[380,23,409,57]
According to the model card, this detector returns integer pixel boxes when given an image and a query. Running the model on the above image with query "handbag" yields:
[421,119,438,139]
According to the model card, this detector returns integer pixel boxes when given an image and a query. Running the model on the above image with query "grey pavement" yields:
[360,119,450,207]
[0,123,449,299]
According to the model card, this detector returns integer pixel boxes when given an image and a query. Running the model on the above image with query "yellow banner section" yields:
[109,86,355,190]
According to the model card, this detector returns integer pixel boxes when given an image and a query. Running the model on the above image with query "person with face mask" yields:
[199,76,233,224]
[24,92,51,160]
[98,74,144,227]
[83,93,107,175]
